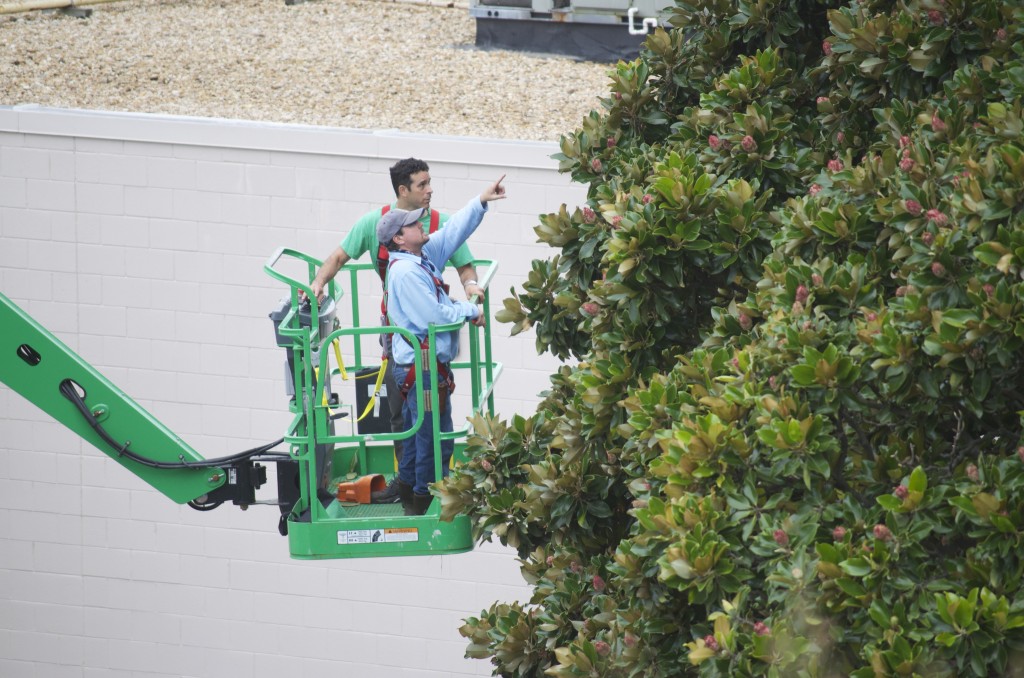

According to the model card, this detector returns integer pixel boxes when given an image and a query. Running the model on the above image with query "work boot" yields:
[370,475,402,504]
[399,480,416,515]
[411,493,432,516]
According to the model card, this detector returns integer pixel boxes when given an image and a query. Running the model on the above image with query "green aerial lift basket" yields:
[264,248,502,559]
[0,247,500,561]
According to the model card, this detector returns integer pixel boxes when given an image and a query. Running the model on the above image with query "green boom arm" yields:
[0,292,227,504]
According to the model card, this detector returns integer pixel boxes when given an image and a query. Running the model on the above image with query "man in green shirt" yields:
[308,158,485,503]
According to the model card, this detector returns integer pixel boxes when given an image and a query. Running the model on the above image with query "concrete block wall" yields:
[0,105,586,677]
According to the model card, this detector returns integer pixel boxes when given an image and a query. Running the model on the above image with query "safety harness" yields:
[375,205,440,358]
[384,256,455,412]
[326,206,447,422]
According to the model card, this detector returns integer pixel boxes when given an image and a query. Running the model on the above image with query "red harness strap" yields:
[383,257,455,411]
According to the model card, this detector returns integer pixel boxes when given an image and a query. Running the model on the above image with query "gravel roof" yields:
[0,0,613,142]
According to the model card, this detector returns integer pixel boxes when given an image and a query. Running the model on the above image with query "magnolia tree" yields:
[436,1,1024,675]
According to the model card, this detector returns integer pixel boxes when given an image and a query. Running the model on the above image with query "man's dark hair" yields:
[390,158,430,197]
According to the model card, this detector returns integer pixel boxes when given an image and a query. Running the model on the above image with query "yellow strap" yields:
[313,366,334,412]
[331,339,376,380]
[332,339,349,381]
[329,338,387,421]
[355,360,388,422]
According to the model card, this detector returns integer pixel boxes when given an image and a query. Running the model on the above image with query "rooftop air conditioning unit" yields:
[470,0,672,61]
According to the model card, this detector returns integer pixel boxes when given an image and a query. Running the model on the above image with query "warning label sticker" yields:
[383,527,418,542]
[337,527,419,545]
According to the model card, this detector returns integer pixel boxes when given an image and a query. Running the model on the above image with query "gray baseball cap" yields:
[377,207,426,245]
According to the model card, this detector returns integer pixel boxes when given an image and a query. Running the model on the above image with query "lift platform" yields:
[0,247,501,560]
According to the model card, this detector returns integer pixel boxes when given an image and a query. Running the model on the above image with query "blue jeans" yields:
[392,364,454,496]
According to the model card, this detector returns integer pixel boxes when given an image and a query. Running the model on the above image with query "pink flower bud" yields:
[873,524,892,541]
[753,622,770,636]
[704,635,719,651]
[822,40,833,56]
[1018,446,1024,463]
[983,284,995,297]
[738,314,752,331]
[570,561,581,574]
[610,215,622,228]
[582,206,596,224]
[899,157,915,172]
[927,9,943,25]
[594,640,610,657]
[931,261,946,277]
[866,311,877,322]
[932,112,947,133]
[624,633,637,648]
[997,28,1007,41]
[614,92,622,101]
[795,285,809,304]
[966,464,979,482]
[809,183,822,196]
[773,529,789,546]
[582,302,600,316]
[708,134,721,151]
[481,459,493,472]
[905,200,922,216]
[827,158,844,172]
[921,231,935,246]
[836,132,845,143]
[900,135,911,148]
[642,193,653,204]
[769,375,778,390]
[741,135,757,152]
[832,526,847,541]
[607,136,616,148]
[590,158,603,173]
[816,96,829,104]
[812,274,824,286]
[593,574,606,592]
[926,209,948,227]
[546,555,555,566]
[893,485,909,500]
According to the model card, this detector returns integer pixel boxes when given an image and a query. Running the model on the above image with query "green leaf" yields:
[840,557,872,578]
[908,466,927,494]
[877,495,902,511]
[836,578,867,597]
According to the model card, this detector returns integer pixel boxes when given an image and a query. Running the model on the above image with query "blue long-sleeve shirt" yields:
[386,196,488,365]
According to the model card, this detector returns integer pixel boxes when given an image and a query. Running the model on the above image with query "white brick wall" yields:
[0,106,584,677]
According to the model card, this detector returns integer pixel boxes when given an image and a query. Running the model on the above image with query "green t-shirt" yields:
[340,204,475,270]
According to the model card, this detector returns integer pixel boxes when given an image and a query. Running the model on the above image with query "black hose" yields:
[59,378,285,470]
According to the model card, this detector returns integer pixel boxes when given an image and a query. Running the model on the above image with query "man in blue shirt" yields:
[377,175,506,515]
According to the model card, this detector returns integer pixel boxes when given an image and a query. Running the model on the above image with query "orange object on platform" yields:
[336,474,386,504]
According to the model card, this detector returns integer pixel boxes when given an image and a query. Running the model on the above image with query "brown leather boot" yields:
[411,493,432,516]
